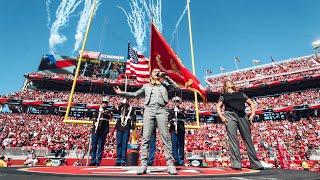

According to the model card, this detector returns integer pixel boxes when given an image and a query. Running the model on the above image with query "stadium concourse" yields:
[0,54,320,179]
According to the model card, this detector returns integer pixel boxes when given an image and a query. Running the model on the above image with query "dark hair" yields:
[222,80,238,93]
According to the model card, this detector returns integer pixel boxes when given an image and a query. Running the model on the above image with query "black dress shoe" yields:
[121,162,127,166]
[252,167,265,170]
[89,162,96,166]
[231,167,242,171]
[147,162,153,166]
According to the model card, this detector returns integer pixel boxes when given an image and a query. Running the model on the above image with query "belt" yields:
[172,118,185,122]
[226,109,246,116]
[99,118,109,121]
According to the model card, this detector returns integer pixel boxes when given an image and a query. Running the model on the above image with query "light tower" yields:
[312,40,320,53]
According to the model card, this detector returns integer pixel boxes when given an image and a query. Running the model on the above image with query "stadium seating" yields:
[206,55,320,91]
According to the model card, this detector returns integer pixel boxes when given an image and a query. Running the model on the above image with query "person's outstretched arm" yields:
[162,75,179,91]
[113,85,145,97]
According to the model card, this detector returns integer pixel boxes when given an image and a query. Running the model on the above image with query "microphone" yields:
[156,72,166,77]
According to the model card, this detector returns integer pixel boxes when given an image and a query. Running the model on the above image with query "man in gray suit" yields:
[114,68,177,175]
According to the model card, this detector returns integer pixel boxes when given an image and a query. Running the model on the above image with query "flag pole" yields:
[125,75,128,92]
[125,42,129,93]
[64,0,97,122]
[234,59,239,71]
[186,0,200,128]
[149,21,153,73]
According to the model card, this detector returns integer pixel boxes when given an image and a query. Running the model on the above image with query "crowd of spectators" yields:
[0,112,319,171]
[0,113,91,152]
[4,89,216,112]
[207,56,320,91]
[254,89,320,109]
[4,88,320,112]
[26,71,143,87]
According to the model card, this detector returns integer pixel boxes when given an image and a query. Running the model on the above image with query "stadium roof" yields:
[205,54,315,79]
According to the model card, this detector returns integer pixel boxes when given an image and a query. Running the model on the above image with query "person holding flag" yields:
[89,97,112,166]
[114,98,136,166]
[169,96,186,166]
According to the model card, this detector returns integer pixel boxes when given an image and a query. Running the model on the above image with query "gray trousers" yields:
[225,111,262,169]
[140,106,174,166]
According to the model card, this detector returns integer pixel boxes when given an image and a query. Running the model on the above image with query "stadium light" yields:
[312,40,320,49]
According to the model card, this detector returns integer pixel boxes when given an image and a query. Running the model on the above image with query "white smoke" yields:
[73,0,101,52]
[45,0,51,31]
[49,0,83,53]
[118,0,147,53]
[170,3,188,45]
[118,0,163,53]
[141,0,162,32]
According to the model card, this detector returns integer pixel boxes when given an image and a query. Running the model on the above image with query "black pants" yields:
[171,130,185,165]
[91,129,108,165]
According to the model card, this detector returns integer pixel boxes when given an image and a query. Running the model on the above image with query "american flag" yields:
[125,43,150,84]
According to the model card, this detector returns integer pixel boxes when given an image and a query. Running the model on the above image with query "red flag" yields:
[150,23,207,100]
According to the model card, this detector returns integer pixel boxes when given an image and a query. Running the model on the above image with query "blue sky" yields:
[1,0,320,95]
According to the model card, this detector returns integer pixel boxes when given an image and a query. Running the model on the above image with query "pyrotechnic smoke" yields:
[73,0,101,52]
[141,0,162,33]
[118,0,163,53]
[170,4,188,45]
[49,0,83,53]
[45,0,51,31]
[118,0,147,53]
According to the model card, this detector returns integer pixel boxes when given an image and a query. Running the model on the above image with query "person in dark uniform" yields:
[216,80,264,170]
[89,97,112,166]
[169,96,186,166]
[115,98,136,166]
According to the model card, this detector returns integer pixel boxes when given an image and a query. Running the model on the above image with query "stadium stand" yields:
[0,54,319,172]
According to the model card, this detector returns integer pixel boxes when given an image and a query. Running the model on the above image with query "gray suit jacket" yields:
[119,78,177,106]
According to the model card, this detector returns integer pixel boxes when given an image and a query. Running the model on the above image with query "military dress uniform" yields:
[90,98,112,166]
[169,97,186,166]
[115,101,136,166]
